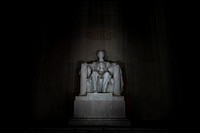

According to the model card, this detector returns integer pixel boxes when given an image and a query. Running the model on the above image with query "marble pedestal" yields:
[69,93,130,126]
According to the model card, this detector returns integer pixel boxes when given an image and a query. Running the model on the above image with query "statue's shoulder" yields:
[104,61,111,67]
[109,62,120,68]
[111,62,118,66]
[87,61,96,65]
[87,62,97,68]
[92,62,97,65]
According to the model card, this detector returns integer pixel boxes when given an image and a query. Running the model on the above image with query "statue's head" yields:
[97,50,105,59]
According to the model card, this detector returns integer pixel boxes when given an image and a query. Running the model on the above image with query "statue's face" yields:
[97,51,104,59]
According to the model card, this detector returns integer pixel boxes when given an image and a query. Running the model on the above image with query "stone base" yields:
[70,93,130,126]
[69,118,130,126]
[74,93,125,118]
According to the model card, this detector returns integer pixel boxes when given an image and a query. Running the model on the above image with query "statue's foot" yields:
[93,89,98,93]
[102,88,106,93]
[93,90,98,93]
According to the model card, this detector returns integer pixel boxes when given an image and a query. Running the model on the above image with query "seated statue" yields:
[79,50,123,96]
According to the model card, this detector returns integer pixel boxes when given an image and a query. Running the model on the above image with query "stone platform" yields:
[69,93,130,126]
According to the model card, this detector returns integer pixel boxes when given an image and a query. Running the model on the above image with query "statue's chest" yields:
[94,62,107,71]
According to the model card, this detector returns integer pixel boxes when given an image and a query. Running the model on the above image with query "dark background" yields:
[14,0,186,131]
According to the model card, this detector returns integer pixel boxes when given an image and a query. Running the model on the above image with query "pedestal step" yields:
[69,118,130,126]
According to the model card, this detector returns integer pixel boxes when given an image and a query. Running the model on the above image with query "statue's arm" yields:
[87,65,92,78]
[87,62,95,78]
[80,63,88,75]
[107,63,117,75]
[87,62,95,69]
[109,63,123,95]
[79,63,92,78]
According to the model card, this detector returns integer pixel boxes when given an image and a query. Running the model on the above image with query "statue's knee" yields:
[104,72,110,76]
[105,71,109,74]
[103,72,111,78]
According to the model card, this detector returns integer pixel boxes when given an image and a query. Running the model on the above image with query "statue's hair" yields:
[97,50,105,55]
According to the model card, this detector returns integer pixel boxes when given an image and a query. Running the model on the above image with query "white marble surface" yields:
[74,93,126,118]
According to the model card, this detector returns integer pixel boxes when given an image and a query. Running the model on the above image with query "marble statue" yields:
[79,50,123,95]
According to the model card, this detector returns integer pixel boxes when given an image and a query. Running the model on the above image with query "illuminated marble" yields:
[79,50,123,96]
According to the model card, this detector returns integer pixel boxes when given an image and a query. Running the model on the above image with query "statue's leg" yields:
[91,71,99,92]
[102,72,111,92]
